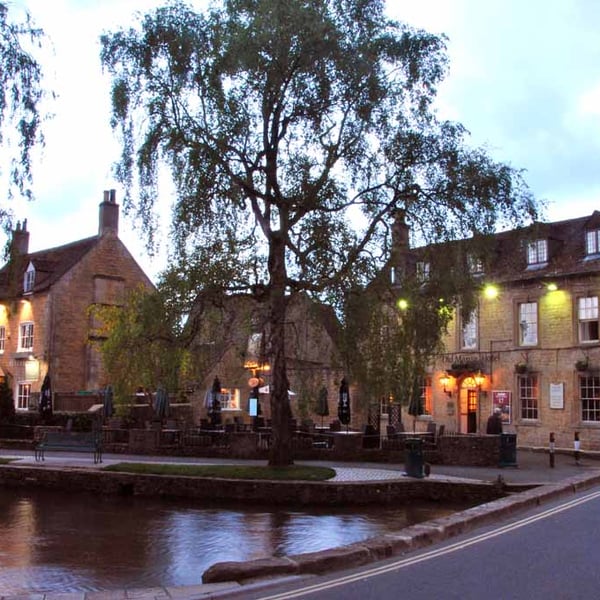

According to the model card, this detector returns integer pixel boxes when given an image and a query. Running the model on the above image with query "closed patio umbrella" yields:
[316,386,329,428]
[154,386,169,420]
[103,384,114,419]
[40,374,53,421]
[210,377,222,427]
[338,378,351,431]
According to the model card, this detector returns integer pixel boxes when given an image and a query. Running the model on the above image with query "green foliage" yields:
[90,286,187,409]
[0,3,50,208]
[101,0,540,464]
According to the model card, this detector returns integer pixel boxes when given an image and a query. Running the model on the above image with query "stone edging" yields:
[202,471,600,586]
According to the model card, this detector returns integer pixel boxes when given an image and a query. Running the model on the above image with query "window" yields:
[586,230,600,256]
[17,383,30,411]
[18,322,34,352]
[420,376,432,415]
[461,310,478,350]
[518,374,538,420]
[518,302,538,346]
[526,240,548,266]
[23,263,35,293]
[467,254,484,276]
[219,388,240,411]
[416,261,430,282]
[578,297,599,343]
[580,375,600,422]
[0,326,5,353]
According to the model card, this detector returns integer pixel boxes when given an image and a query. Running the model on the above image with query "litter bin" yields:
[499,433,517,467]
[404,437,424,478]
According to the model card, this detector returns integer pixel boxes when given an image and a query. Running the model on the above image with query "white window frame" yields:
[16,382,31,411]
[18,321,34,352]
[460,310,478,350]
[526,240,548,265]
[578,296,599,343]
[518,302,538,346]
[467,254,484,276]
[0,325,5,353]
[219,388,240,411]
[416,261,430,282]
[23,262,35,293]
[586,230,600,256]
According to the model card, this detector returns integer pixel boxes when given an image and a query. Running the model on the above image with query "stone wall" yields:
[0,464,506,506]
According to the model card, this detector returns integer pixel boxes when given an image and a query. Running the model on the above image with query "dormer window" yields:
[23,263,35,294]
[585,230,600,256]
[467,254,484,276]
[416,261,430,282]
[526,240,548,266]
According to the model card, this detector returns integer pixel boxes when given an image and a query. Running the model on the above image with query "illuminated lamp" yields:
[397,298,409,311]
[546,282,558,292]
[483,284,499,300]
[248,377,260,388]
[439,372,453,397]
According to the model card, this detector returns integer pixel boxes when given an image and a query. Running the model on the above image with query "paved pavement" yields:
[1,446,599,600]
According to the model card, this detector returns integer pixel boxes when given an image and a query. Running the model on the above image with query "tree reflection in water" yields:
[0,488,471,593]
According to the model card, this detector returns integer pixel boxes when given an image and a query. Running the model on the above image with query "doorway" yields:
[459,387,478,433]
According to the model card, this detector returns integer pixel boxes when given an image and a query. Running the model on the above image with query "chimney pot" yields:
[99,189,119,236]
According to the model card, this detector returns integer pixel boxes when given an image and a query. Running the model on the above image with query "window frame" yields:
[577,296,599,343]
[18,321,34,352]
[23,263,35,294]
[416,261,430,283]
[580,374,600,422]
[219,388,241,411]
[518,374,539,420]
[16,382,31,411]
[460,309,478,350]
[526,239,548,266]
[585,230,600,256]
[518,301,538,346]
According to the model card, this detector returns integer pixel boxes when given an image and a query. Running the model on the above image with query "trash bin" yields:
[404,437,424,478]
[362,424,379,449]
[499,433,517,467]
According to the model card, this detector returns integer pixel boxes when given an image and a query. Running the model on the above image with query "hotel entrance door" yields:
[459,387,478,433]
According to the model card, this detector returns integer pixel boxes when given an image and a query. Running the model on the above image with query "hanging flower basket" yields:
[514,363,528,374]
[575,359,589,372]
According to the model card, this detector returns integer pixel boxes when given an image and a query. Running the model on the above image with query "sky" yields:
[3,0,600,282]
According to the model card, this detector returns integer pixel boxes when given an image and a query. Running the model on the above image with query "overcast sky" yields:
[4,0,600,281]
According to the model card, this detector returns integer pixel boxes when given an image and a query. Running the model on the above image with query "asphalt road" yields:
[231,483,600,600]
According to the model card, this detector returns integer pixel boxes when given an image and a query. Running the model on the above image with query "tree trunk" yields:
[268,233,293,466]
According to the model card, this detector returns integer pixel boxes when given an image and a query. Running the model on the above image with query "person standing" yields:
[486,407,503,434]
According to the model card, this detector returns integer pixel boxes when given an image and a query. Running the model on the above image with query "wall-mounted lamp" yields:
[483,284,499,300]
[474,370,486,388]
[546,282,559,292]
[439,372,453,397]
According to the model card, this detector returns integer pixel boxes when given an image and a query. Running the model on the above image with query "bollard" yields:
[574,431,581,465]
[549,432,555,468]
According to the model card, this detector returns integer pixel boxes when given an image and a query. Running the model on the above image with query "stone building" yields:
[391,211,600,450]
[0,190,154,411]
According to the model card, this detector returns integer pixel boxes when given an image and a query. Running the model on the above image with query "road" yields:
[233,484,600,600]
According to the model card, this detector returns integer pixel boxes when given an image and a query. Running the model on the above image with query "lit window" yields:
[518,302,538,346]
[219,388,240,411]
[461,310,478,350]
[518,374,538,420]
[18,322,34,352]
[586,230,600,255]
[17,383,30,411]
[526,240,548,265]
[578,297,599,343]
[0,326,5,353]
[580,375,600,422]
[23,263,35,293]
[416,261,430,282]
[420,376,432,415]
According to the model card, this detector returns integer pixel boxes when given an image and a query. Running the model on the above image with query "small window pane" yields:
[519,302,538,346]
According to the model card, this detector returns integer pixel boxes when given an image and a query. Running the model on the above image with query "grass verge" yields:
[103,463,336,481]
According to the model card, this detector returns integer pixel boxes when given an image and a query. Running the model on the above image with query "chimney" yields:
[11,219,30,255]
[390,210,410,286]
[99,189,119,236]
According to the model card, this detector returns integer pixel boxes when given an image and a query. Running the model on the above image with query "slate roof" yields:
[0,235,99,299]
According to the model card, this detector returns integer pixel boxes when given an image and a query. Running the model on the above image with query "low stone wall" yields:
[0,464,506,506]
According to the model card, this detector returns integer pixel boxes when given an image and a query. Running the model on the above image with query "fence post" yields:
[549,432,555,468]
[574,431,581,465]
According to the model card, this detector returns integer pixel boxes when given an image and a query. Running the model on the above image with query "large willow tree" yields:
[0,3,48,209]
[101,0,538,466]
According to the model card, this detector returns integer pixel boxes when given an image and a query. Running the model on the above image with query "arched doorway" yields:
[458,376,479,433]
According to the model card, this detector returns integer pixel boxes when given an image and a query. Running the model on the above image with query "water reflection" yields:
[0,487,471,594]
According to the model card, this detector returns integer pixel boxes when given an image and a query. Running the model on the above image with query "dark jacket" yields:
[486,412,503,435]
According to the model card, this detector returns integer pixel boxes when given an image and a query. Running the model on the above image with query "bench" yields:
[35,431,103,464]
